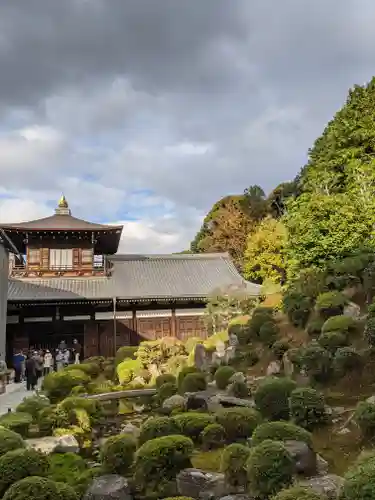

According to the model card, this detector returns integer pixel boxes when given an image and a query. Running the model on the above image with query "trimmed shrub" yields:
[163,498,194,500]
[259,321,279,347]
[282,291,312,328]
[173,413,214,442]
[271,485,324,500]
[15,396,50,423]
[214,366,236,390]
[0,448,49,496]
[115,345,138,365]
[0,427,25,457]
[322,315,358,335]
[271,340,290,360]
[3,476,78,500]
[42,370,90,403]
[355,401,375,438]
[341,456,375,500]
[134,435,194,493]
[318,331,347,353]
[253,306,275,317]
[37,406,70,436]
[200,423,226,450]
[156,374,177,388]
[100,433,136,474]
[249,311,274,337]
[289,387,327,430]
[306,318,324,336]
[70,385,86,396]
[229,381,249,398]
[299,342,332,382]
[215,407,261,442]
[231,348,259,367]
[254,377,297,421]
[246,440,294,499]
[48,452,95,498]
[220,443,250,488]
[365,317,375,347]
[251,421,312,447]
[68,362,100,378]
[180,372,207,394]
[177,366,199,389]
[315,291,346,319]
[228,321,251,346]
[117,358,142,385]
[158,382,178,404]
[139,416,179,445]
[0,412,32,438]
[333,347,364,375]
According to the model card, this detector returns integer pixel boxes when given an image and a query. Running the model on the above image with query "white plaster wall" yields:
[0,244,8,361]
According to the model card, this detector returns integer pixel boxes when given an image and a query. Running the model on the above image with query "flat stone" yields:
[299,474,344,499]
[83,474,131,500]
[284,440,317,477]
[120,423,140,438]
[177,468,229,500]
[229,372,246,384]
[26,434,79,454]
[316,454,329,476]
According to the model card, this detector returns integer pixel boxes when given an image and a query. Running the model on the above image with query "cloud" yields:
[0,1,375,251]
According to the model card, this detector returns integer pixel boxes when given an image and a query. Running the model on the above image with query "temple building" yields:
[3,197,260,360]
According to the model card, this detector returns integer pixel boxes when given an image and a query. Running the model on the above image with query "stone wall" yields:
[0,244,8,360]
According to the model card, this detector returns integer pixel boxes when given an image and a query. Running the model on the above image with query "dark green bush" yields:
[200,423,226,450]
[355,401,375,438]
[37,406,70,436]
[158,382,178,404]
[318,331,348,353]
[299,342,332,382]
[156,374,177,388]
[70,385,86,396]
[58,396,102,425]
[0,412,32,438]
[68,362,100,378]
[0,448,49,496]
[282,291,312,328]
[100,433,136,474]
[48,452,95,498]
[228,322,251,346]
[3,476,78,500]
[177,367,199,389]
[315,291,346,319]
[42,370,90,403]
[322,315,358,335]
[259,321,279,347]
[254,377,297,421]
[115,346,138,365]
[341,455,375,500]
[289,387,327,430]
[246,440,294,499]
[214,366,236,390]
[365,317,375,347]
[15,396,50,423]
[0,427,25,457]
[271,341,290,360]
[333,347,364,375]
[271,485,324,500]
[134,435,194,494]
[220,443,250,488]
[173,413,214,442]
[139,416,179,445]
[249,310,274,337]
[163,498,194,500]
[180,372,207,394]
[231,348,259,367]
[215,407,261,442]
[251,421,312,447]
[306,318,324,336]
[229,381,249,398]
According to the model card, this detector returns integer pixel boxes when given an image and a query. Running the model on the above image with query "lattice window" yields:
[49,249,73,269]
[28,248,40,266]
[81,248,93,266]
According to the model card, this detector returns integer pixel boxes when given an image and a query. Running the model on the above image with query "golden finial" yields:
[58,194,68,209]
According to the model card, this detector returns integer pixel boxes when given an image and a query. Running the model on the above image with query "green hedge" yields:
[254,377,297,421]
[289,387,327,430]
[200,424,226,450]
[139,416,179,445]
[3,477,78,500]
[173,413,214,442]
[215,407,261,441]
[156,374,177,388]
[42,370,90,403]
[0,427,25,458]
[271,486,324,500]
[251,421,312,447]
[0,412,32,438]
[220,443,250,488]
[100,434,136,474]
[180,372,207,394]
[214,366,236,390]
[15,396,50,423]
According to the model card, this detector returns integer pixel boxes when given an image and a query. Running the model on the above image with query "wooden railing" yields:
[9,263,108,278]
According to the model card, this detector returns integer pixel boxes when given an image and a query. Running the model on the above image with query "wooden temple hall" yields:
[2,197,260,360]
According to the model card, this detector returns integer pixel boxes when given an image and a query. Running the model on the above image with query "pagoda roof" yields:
[8,252,261,303]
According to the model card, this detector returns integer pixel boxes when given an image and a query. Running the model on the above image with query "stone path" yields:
[0,380,43,416]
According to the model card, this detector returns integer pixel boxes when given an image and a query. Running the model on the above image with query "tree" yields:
[267,181,299,218]
[244,217,287,284]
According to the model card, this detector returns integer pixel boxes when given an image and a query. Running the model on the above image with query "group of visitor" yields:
[12,339,82,391]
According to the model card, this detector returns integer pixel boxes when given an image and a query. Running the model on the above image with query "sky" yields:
[0,0,374,254]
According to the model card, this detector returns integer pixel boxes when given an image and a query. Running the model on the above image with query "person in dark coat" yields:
[13,350,25,383]
[25,354,37,391]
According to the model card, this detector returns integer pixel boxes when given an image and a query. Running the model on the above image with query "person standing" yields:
[43,350,53,376]
[72,339,82,364]
[63,348,70,367]
[32,351,44,382]
[55,349,64,371]
[13,350,25,383]
[25,354,37,391]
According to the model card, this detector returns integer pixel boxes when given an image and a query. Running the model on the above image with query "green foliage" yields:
[342,452,375,500]
[115,345,138,365]
[289,387,327,430]
[156,374,177,388]
[117,358,142,385]
[228,321,251,346]
[271,340,290,360]
[271,486,324,500]
[220,443,250,488]
[134,435,194,494]
[0,412,32,438]
[158,382,178,404]
[365,317,375,347]
[37,406,70,436]
[355,401,375,438]
[251,421,312,447]
[0,448,49,496]
[173,413,214,442]
[318,331,348,353]
[180,372,207,394]
[259,320,279,347]
[139,416,179,445]
[322,315,358,335]
[136,338,186,369]
[15,396,50,423]
[333,347,364,375]
[315,292,347,319]
[3,477,78,500]
[177,367,199,389]
[200,424,226,450]
[229,381,249,398]
[282,291,312,328]
[299,342,332,383]
[215,407,261,441]
[100,433,136,474]
[214,366,236,390]
[48,452,95,498]
[254,377,297,421]
[246,440,294,499]
[0,427,25,457]
[306,318,324,336]
[66,362,100,378]
[42,370,90,403]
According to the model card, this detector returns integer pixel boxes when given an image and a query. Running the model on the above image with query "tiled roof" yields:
[1,214,123,232]
[8,253,261,302]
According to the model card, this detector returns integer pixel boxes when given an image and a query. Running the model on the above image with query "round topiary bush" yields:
[156,374,177,388]
[134,435,194,494]
[16,396,50,423]
[333,347,364,376]
[249,310,274,337]
[42,370,90,403]
[67,362,100,378]
[251,421,312,447]
[254,377,297,421]
[214,366,236,390]
[318,331,348,353]
[180,372,207,394]
[163,498,194,500]
[271,341,290,360]
[306,318,324,337]
[282,291,312,328]
[341,456,375,500]
[228,321,251,346]
[215,407,261,442]
[220,443,250,488]
[173,413,214,442]
[259,321,279,347]
[177,367,199,389]
[100,433,136,474]
[3,476,78,500]
[0,427,25,457]
[0,448,49,496]
[289,387,327,430]
[246,440,294,499]
[200,423,226,450]
[37,406,70,436]
[115,345,138,365]
[158,382,178,404]
[271,485,324,500]
[47,452,93,498]
[322,315,358,335]
[139,416,179,445]
[315,291,347,319]
[228,381,249,398]
[0,412,32,438]
[355,401,375,438]
[299,342,332,383]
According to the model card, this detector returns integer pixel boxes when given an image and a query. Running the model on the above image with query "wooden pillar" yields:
[132,309,137,332]
[171,307,177,338]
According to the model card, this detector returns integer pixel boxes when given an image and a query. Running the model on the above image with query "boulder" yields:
[185,393,210,412]
[343,301,361,319]
[229,372,247,384]
[282,351,294,377]
[120,422,140,439]
[83,475,131,500]
[220,496,254,500]
[266,361,281,376]
[26,434,79,455]
[316,454,329,476]
[299,474,344,499]
[177,468,229,500]
[284,440,317,477]
[162,394,186,412]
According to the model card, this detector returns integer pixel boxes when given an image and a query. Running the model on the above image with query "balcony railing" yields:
[9,263,108,277]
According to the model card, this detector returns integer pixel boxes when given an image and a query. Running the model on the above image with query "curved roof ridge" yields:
[110,252,231,261]
[1,213,123,231]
